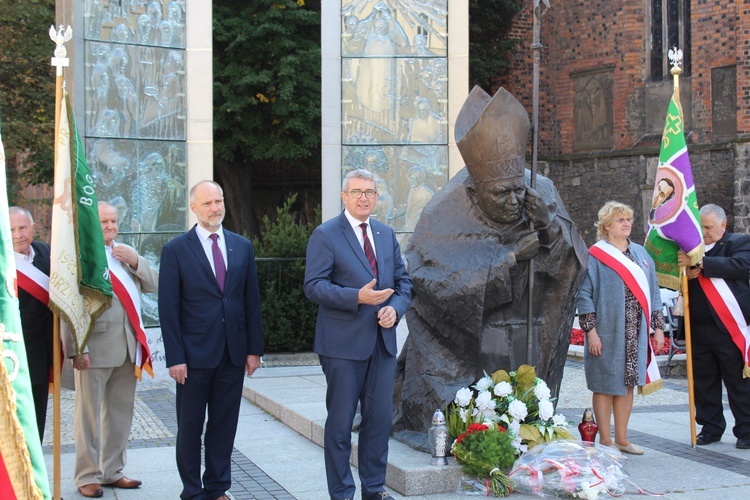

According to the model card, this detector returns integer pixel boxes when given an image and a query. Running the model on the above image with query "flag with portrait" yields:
[644,89,704,290]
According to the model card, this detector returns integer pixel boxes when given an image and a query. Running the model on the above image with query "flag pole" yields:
[669,53,698,448]
[50,25,71,500]
[526,0,550,363]
[681,270,698,447]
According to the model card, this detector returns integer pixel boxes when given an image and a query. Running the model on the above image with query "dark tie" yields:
[360,223,378,276]
[209,233,226,292]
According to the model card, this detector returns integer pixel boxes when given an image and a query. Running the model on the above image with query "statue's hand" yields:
[524,187,553,228]
[513,232,540,261]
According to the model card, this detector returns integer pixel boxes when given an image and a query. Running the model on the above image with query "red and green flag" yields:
[0,124,49,499]
[49,92,112,356]
[644,88,704,290]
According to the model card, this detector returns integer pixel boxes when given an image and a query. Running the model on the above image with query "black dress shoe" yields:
[696,433,721,445]
[737,436,750,449]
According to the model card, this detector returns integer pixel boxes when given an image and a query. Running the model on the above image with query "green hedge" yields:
[252,195,320,353]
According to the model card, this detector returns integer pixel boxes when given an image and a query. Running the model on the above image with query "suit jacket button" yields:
[222,318,226,323]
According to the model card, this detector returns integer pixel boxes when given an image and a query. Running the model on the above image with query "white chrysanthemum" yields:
[508,399,528,421]
[493,381,513,397]
[539,399,554,421]
[474,376,493,392]
[552,414,567,427]
[508,419,521,436]
[475,390,496,410]
[454,387,473,407]
[499,413,510,425]
[481,408,497,421]
[534,381,551,401]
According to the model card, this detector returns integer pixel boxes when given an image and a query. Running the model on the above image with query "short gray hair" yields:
[9,206,33,224]
[700,204,726,223]
[189,180,224,202]
[341,169,376,192]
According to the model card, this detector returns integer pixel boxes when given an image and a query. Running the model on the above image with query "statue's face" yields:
[472,177,525,224]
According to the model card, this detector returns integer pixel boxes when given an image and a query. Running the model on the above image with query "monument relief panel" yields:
[341,0,449,244]
[573,67,614,151]
[712,65,736,138]
[83,0,188,326]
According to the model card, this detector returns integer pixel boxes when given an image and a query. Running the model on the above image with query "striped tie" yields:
[360,223,378,276]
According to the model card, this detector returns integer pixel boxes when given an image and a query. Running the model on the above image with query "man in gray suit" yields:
[64,202,158,498]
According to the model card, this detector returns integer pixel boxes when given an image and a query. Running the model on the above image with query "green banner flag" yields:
[49,93,111,356]
[644,89,704,290]
[0,126,49,499]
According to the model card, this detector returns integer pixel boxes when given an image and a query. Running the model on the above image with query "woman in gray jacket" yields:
[577,201,665,455]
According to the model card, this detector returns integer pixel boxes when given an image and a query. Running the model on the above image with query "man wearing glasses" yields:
[304,169,412,500]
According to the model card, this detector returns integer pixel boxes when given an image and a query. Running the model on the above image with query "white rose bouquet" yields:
[446,365,573,455]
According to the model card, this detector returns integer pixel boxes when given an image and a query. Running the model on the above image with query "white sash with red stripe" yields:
[106,247,153,380]
[697,275,750,377]
[15,255,50,306]
[589,240,662,391]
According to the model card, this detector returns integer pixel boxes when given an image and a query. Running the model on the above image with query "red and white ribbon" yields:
[107,249,153,380]
[15,256,50,306]
[698,275,750,376]
[590,241,662,388]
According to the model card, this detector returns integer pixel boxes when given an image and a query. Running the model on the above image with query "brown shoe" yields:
[102,476,142,488]
[78,484,103,498]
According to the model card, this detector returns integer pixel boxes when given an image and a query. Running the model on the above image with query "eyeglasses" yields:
[347,189,378,199]
[615,217,634,224]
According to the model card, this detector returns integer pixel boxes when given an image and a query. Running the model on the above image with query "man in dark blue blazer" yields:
[305,169,412,500]
[159,180,264,500]
[678,204,750,449]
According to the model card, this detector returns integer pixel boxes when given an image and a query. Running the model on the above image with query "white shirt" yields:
[344,210,377,258]
[15,245,35,262]
[195,224,228,276]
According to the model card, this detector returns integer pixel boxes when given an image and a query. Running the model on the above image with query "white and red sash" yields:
[107,248,153,380]
[590,241,662,391]
[15,255,50,306]
[697,275,750,378]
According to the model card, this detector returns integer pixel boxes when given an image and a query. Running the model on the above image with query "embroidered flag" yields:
[0,125,49,499]
[49,92,112,357]
[644,89,704,290]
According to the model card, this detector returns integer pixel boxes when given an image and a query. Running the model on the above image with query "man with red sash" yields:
[63,202,158,497]
[10,206,53,442]
[678,204,750,449]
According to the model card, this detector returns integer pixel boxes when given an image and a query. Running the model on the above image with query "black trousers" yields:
[691,323,750,438]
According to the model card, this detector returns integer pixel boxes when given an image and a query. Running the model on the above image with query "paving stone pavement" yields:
[44,352,750,499]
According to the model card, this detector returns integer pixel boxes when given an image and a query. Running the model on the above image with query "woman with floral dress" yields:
[577,201,665,455]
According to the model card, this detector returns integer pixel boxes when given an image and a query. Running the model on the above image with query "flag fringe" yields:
[638,378,663,396]
[744,363,750,379]
[0,344,44,500]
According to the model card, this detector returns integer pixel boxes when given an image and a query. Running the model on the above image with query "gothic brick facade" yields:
[495,1,750,243]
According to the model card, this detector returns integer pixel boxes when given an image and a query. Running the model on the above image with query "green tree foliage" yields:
[252,194,320,352]
[469,0,525,91]
[213,0,320,166]
[213,0,321,237]
[0,0,56,188]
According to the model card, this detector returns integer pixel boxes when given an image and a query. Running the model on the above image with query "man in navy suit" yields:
[305,169,412,500]
[159,180,264,500]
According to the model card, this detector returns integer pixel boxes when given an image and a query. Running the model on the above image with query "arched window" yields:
[650,0,691,80]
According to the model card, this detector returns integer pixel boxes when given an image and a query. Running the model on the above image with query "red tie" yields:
[209,233,226,292]
[360,223,378,276]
